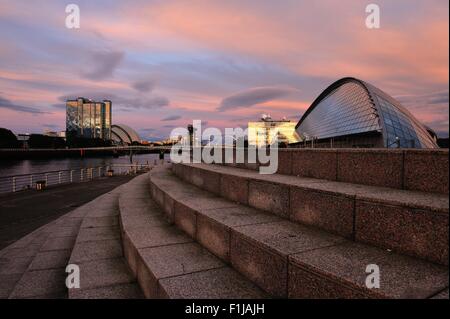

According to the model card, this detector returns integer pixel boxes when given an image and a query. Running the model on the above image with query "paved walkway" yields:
[0,175,136,250]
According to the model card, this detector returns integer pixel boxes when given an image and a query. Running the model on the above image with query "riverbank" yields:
[0,174,137,250]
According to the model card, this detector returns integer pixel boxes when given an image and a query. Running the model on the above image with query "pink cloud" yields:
[0,0,448,136]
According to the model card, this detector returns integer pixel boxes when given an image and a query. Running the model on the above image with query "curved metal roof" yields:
[295,77,438,148]
[296,77,370,129]
[111,124,141,144]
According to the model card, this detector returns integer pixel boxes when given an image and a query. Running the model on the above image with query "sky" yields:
[0,0,448,140]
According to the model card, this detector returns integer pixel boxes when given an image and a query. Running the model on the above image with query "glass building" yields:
[66,98,112,140]
[295,78,438,148]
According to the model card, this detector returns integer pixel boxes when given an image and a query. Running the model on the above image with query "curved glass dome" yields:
[111,124,141,145]
[296,78,438,149]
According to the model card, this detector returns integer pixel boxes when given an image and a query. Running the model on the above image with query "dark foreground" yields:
[0,175,136,250]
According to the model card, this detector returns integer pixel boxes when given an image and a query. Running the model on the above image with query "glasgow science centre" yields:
[295,77,439,149]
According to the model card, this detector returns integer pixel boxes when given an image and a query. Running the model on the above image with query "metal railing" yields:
[0,162,160,195]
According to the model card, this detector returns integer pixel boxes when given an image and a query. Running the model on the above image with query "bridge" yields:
[0,145,174,160]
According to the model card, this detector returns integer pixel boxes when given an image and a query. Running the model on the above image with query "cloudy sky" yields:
[0,0,448,140]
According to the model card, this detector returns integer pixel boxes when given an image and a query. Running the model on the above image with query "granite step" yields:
[150,165,448,299]
[0,186,144,299]
[1,203,86,298]
[118,173,267,299]
[172,162,449,266]
[211,147,449,194]
[68,187,143,299]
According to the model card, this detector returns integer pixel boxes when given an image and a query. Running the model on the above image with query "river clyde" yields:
[0,153,168,178]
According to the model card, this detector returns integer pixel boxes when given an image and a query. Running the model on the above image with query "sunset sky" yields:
[0,0,448,140]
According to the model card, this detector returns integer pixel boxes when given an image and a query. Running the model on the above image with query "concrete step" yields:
[150,165,448,299]
[118,173,267,299]
[172,162,449,266]
[68,188,143,299]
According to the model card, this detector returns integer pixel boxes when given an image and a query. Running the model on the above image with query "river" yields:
[0,153,170,178]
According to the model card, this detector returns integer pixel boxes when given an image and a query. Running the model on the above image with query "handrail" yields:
[0,163,152,180]
[0,166,106,179]
[0,162,157,195]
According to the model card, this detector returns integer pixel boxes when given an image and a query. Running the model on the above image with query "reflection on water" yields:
[0,153,169,178]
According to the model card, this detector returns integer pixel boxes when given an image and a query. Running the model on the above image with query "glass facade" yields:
[94,103,103,139]
[66,98,112,140]
[376,96,436,148]
[297,82,381,141]
[296,78,438,149]
[82,103,93,137]
[103,100,112,140]
[66,100,80,136]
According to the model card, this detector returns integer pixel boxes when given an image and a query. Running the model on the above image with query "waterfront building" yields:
[66,97,112,140]
[295,77,439,149]
[16,133,29,148]
[111,124,141,145]
[248,115,300,147]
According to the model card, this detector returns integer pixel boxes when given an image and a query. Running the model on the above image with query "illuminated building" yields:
[66,98,112,140]
[248,115,300,146]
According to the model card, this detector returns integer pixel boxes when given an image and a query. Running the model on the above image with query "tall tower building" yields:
[66,98,112,140]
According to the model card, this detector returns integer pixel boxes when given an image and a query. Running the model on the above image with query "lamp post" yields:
[388,136,401,148]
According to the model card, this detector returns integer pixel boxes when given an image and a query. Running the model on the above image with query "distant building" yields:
[28,134,66,149]
[294,77,438,149]
[43,129,59,137]
[0,128,20,148]
[43,130,66,140]
[111,124,141,145]
[66,97,112,140]
[17,134,30,142]
[161,136,183,145]
[248,115,300,147]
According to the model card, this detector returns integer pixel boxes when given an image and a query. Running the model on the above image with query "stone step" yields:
[172,162,448,266]
[432,289,449,299]
[68,188,143,299]
[150,165,448,298]
[208,147,448,194]
[0,186,144,299]
[118,173,267,299]
[1,206,85,298]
